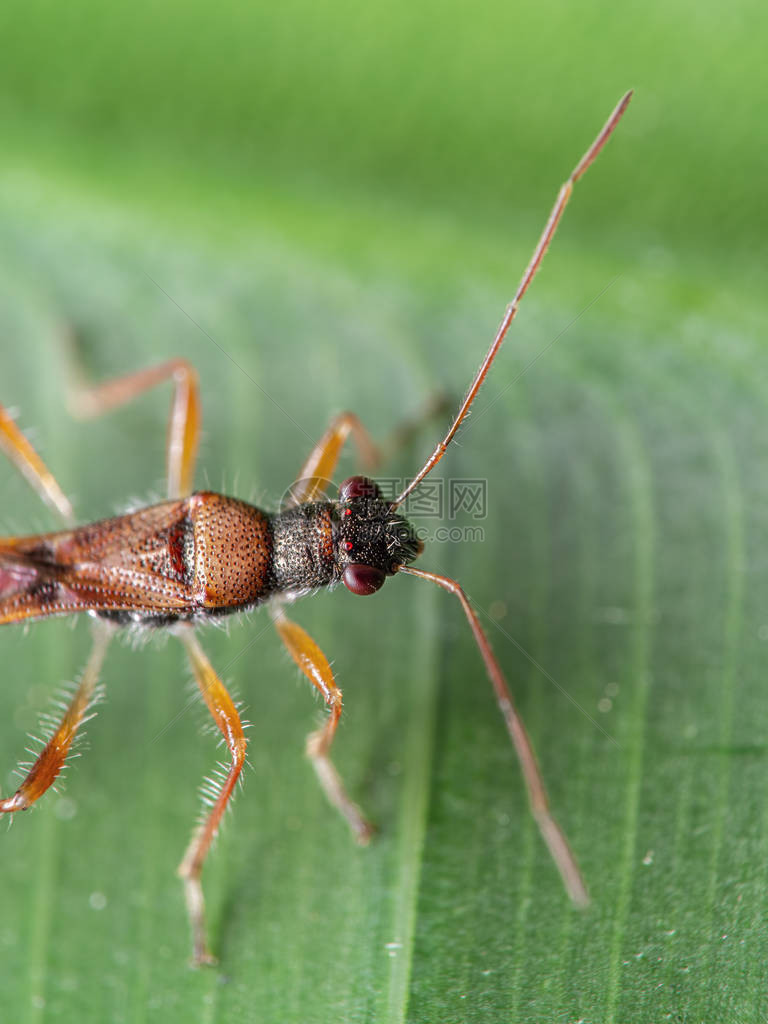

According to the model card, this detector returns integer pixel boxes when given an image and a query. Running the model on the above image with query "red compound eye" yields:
[339,476,381,501]
[343,564,385,596]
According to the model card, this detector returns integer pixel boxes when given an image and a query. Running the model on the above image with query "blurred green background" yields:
[1,1,767,1022]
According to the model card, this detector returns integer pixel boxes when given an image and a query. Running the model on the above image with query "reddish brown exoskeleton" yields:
[0,92,631,964]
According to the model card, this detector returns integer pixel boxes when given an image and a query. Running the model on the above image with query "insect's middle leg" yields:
[67,356,201,499]
[177,629,248,966]
[0,622,111,813]
[271,605,373,844]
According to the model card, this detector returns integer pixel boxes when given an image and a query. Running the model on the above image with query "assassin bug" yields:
[0,91,631,965]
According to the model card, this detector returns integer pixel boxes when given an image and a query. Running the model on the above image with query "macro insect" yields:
[0,92,631,965]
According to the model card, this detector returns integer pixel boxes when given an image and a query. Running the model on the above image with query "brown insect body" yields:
[0,93,632,964]
[0,489,421,627]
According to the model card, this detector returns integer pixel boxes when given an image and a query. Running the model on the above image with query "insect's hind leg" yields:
[271,605,374,844]
[0,405,74,523]
[1,350,201,518]
[176,629,248,966]
[67,353,201,500]
[0,622,111,813]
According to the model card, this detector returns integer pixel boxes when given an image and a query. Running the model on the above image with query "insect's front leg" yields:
[283,412,379,507]
[176,629,248,966]
[271,605,373,844]
[0,622,111,813]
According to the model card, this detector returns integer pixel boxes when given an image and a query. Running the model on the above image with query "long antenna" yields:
[391,90,632,511]
[399,564,589,905]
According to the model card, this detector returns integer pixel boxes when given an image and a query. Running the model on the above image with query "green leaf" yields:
[1,6,767,1020]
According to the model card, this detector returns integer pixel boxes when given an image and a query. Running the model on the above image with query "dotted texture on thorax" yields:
[190,492,273,609]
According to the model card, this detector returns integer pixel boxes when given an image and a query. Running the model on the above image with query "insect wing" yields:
[0,501,195,624]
